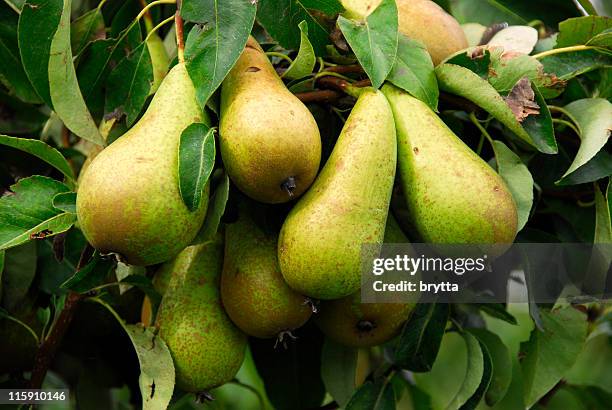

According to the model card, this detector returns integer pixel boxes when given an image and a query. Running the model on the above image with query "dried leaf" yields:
[504,77,540,122]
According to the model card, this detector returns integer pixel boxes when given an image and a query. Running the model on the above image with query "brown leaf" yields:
[504,77,540,122]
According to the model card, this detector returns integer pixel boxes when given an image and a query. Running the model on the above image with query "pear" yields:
[382,84,517,253]
[396,0,468,65]
[219,37,321,204]
[221,207,312,339]
[278,88,396,300]
[146,33,170,93]
[156,233,247,392]
[77,63,210,266]
[316,216,415,347]
[341,0,467,65]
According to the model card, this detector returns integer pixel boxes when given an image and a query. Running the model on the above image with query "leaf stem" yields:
[96,0,109,13]
[469,112,494,146]
[532,45,597,59]
[552,119,581,136]
[2,314,39,344]
[145,15,175,42]
[265,51,293,64]
[138,0,154,32]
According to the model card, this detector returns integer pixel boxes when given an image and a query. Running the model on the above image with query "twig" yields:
[324,64,364,74]
[175,0,185,63]
[29,245,94,389]
[295,89,342,103]
[30,292,83,388]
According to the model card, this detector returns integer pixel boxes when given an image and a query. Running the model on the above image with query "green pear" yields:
[382,84,517,252]
[146,33,170,93]
[278,88,397,300]
[219,37,321,204]
[77,63,210,266]
[316,216,415,347]
[156,233,247,392]
[221,207,312,339]
[341,0,467,65]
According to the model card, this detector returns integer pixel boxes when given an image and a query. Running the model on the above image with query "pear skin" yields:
[221,209,312,339]
[396,0,468,65]
[77,63,210,266]
[316,216,415,348]
[146,32,170,93]
[156,233,247,392]
[382,84,517,252]
[278,88,396,300]
[220,37,321,204]
[341,0,467,65]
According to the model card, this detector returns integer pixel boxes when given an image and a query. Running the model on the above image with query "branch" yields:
[296,89,342,103]
[324,64,364,75]
[29,245,94,389]
[294,77,371,103]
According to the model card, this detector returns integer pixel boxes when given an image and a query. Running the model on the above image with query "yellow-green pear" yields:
[77,63,210,266]
[220,37,321,204]
[316,216,415,347]
[156,233,247,392]
[146,32,170,93]
[221,208,312,339]
[341,0,468,65]
[382,84,517,252]
[278,88,396,300]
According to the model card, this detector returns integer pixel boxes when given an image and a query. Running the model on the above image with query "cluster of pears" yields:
[75,2,516,393]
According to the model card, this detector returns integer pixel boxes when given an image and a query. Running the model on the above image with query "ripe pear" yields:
[278,88,396,300]
[381,84,517,253]
[219,37,321,204]
[77,63,210,266]
[156,233,247,392]
[341,0,467,65]
[221,208,312,339]
[316,217,415,347]
[396,0,468,65]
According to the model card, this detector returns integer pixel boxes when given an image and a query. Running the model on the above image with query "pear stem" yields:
[175,4,185,63]
[138,0,154,32]
[265,51,293,64]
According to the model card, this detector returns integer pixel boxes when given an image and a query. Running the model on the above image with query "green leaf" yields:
[491,140,534,231]
[587,28,612,48]
[539,49,612,82]
[594,180,612,244]
[394,303,449,372]
[556,16,612,48]
[477,303,518,325]
[178,123,216,212]
[446,332,486,410]
[0,135,75,182]
[321,338,357,407]
[338,0,398,88]
[345,379,395,410]
[387,35,438,111]
[183,0,257,108]
[450,0,580,28]
[1,241,36,311]
[105,41,153,126]
[195,170,229,242]
[70,8,105,56]
[0,176,76,250]
[523,83,557,156]
[0,7,41,104]
[257,0,338,56]
[18,0,62,106]
[3,0,24,12]
[560,98,612,180]
[468,328,512,406]
[92,298,175,410]
[283,21,316,80]
[47,0,104,145]
[520,306,588,407]
[435,64,550,153]
[52,192,76,214]
[60,252,115,293]
[557,151,612,186]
